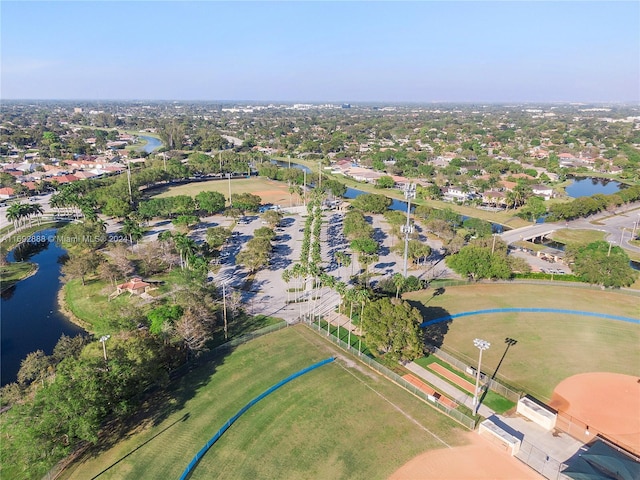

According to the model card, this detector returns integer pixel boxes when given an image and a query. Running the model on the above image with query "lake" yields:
[565,177,623,198]
[1,229,86,386]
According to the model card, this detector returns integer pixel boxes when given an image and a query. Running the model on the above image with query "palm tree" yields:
[335,251,351,281]
[353,288,370,355]
[345,288,358,349]
[29,203,44,226]
[122,218,144,249]
[334,281,347,316]
[173,233,197,269]
[393,273,406,299]
[6,203,23,231]
[282,268,292,304]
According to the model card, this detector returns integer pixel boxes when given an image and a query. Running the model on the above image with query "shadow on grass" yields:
[479,337,518,408]
[78,338,241,468]
[406,300,452,349]
[90,413,191,479]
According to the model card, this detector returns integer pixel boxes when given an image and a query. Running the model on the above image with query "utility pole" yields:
[222,282,228,340]
[402,183,416,277]
[126,161,133,204]
[227,173,232,207]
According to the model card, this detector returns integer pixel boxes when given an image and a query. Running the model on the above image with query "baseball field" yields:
[405,283,640,401]
[59,325,469,480]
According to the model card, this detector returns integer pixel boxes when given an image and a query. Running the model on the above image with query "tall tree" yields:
[361,297,424,362]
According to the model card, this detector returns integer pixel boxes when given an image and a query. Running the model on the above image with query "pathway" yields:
[406,362,585,465]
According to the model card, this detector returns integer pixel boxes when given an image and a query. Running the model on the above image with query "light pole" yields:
[608,240,614,257]
[632,215,640,239]
[99,334,111,361]
[620,227,626,246]
[227,173,232,207]
[222,282,228,340]
[402,183,416,277]
[472,338,490,416]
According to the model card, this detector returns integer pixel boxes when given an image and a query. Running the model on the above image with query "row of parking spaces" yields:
[540,268,566,274]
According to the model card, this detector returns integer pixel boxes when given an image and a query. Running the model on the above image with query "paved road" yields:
[500,201,640,254]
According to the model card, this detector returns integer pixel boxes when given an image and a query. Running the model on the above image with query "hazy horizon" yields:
[2,1,638,103]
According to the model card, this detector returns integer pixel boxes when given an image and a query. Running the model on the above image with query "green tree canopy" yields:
[569,241,637,288]
[446,245,511,280]
[375,176,396,189]
[195,190,226,214]
[231,192,262,212]
[361,297,424,362]
[350,193,392,213]
[147,305,184,334]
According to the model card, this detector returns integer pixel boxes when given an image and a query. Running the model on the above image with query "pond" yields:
[565,177,623,198]
[0,229,86,386]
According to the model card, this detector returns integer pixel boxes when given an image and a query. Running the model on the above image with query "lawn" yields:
[414,356,516,414]
[59,325,468,480]
[550,228,606,245]
[151,177,295,207]
[0,261,37,291]
[404,284,640,401]
[63,277,144,334]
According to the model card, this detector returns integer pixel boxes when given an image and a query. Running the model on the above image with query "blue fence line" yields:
[420,308,640,328]
[178,357,335,480]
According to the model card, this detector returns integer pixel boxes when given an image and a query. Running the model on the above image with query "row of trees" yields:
[5,202,44,230]
[547,185,640,221]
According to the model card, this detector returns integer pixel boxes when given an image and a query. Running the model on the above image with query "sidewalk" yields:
[406,362,584,464]
[406,362,495,418]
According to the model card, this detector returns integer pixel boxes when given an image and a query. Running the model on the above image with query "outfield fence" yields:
[425,343,522,402]
[305,320,476,430]
[179,357,335,480]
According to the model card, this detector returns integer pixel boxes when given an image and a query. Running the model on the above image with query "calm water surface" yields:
[1,229,85,386]
[565,177,623,198]
[139,135,163,153]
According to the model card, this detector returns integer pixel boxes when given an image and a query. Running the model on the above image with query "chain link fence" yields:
[305,321,475,429]
[515,439,567,480]
[425,343,521,402]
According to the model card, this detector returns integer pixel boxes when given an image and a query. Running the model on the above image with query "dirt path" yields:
[389,431,543,480]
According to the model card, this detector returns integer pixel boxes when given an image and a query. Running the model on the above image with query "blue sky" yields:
[1,1,638,102]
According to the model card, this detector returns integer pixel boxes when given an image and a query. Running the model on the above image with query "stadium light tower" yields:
[472,338,490,416]
[402,183,416,277]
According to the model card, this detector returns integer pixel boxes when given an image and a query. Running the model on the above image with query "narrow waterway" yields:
[0,229,86,386]
[138,135,163,153]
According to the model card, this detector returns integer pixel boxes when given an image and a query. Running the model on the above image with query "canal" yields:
[1,229,86,386]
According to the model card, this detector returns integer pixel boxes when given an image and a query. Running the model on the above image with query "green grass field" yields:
[151,177,294,207]
[405,284,640,401]
[62,277,140,334]
[0,261,37,292]
[413,356,516,414]
[60,325,468,480]
[549,228,606,245]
